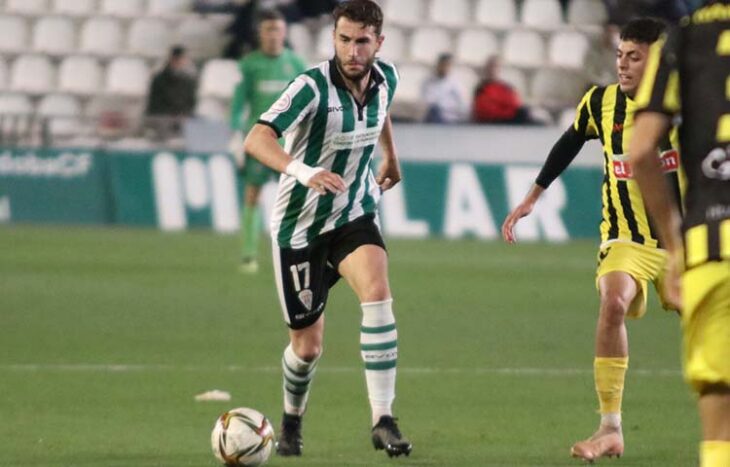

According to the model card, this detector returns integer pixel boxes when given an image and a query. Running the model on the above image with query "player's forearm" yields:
[243,124,293,173]
[378,114,398,162]
[524,183,545,206]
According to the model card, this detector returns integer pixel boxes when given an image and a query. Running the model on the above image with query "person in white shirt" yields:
[421,53,467,124]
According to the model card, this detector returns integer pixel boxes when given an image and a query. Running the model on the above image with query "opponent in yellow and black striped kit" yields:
[632,2,730,465]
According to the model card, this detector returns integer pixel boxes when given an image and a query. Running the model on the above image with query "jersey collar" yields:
[329,58,385,106]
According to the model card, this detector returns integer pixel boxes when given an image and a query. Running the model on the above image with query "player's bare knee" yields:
[599,295,630,324]
[358,281,391,303]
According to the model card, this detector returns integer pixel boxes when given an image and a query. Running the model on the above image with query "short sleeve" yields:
[573,86,599,139]
[376,60,399,108]
[258,75,317,137]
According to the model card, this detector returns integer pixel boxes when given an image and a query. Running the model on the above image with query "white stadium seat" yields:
[80,17,124,56]
[378,26,407,63]
[503,30,545,68]
[10,55,56,94]
[0,93,33,114]
[383,0,425,27]
[288,23,313,63]
[128,18,172,58]
[148,0,192,15]
[521,0,564,30]
[0,16,29,53]
[531,69,587,106]
[429,0,471,27]
[106,57,150,97]
[475,0,516,29]
[559,107,576,128]
[567,0,608,26]
[100,0,145,16]
[409,27,452,65]
[500,67,528,99]
[199,59,239,100]
[393,63,429,103]
[0,58,7,90]
[175,18,222,59]
[58,55,103,96]
[315,25,334,61]
[6,0,48,14]
[33,17,76,55]
[195,97,227,121]
[37,94,83,137]
[53,0,96,15]
[456,30,498,68]
[548,31,590,69]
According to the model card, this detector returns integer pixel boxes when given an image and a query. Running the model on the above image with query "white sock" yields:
[282,344,318,416]
[601,413,622,429]
[360,299,397,426]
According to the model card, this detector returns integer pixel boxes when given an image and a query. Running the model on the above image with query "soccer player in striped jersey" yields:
[631,3,730,465]
[502,18,682,462]
[243,0,411,458]
[229,9,307,273]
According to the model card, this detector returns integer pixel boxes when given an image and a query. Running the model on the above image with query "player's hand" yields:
[228,132,245,168]
[501,201,535,244]
[307,170,346,196]
[376,158,401,192]
[664,249,683,312]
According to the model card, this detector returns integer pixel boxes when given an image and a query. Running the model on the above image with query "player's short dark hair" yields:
[170,45,186,59]
[333,0,384,35]
[258,8,285,24]
[620,17,666,44]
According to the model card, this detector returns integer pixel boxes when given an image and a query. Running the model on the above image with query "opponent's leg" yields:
[339,245,412,457]
[277,316,324,456]
[572,271,638,462]
[240,184,262,273]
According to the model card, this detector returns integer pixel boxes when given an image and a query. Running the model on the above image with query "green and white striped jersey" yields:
[259,59,399,249]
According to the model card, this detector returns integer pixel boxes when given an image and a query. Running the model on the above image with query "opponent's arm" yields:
[501,127,586,243]
[376,114,401,192]
[244,124,345,195]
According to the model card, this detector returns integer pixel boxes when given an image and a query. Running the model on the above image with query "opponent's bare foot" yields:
[571,425,624,463]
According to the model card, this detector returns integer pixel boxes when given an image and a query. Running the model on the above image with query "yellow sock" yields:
[701,441,730,467]
[594,357,629,416]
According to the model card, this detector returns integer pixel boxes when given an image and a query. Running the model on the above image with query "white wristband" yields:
[285,160,323,186]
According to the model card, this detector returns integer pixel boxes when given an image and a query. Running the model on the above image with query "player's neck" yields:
[337,64,371,102]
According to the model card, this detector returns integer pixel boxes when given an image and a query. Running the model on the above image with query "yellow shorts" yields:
[682,261,730,393]
[595,241,670,318]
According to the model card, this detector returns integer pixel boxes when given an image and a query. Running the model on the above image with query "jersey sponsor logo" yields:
[327,106,344,113]
[612,150,679,180]
[702,146,730,180]
[330,128,381,150]
[270,93,292,113]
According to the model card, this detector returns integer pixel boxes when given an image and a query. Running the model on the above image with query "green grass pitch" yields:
[0,226,698,466]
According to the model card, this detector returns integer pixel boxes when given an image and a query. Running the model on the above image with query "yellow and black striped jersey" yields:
[574,84,684,248]
[636,1,730,268]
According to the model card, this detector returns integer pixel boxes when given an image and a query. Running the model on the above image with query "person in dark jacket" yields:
[146,46,197,117]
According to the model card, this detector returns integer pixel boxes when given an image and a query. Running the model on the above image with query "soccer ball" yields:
[211,407,275,466]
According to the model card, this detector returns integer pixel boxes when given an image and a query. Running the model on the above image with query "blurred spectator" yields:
[421,53,468,124]
[223,1,258,58]
[146,46,197,118]
[584,23,620,87]
[473,56,533,124]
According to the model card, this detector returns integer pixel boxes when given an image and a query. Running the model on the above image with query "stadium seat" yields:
[37,93,83,137]
[548,31,590,69]
[429,0,471,27]
[500,66,528,99]
[80,17,124,56]
[32,17,76,55]
[0,58,7,90]
[521,0,564,30]
[195,97,227,121]
[393,63,429,103]
[10,55,56,94]
[128,18,172,58]
[531,69,587,106]
[175,18,222,60]
[0,16,29,53]
[456,30,498,68]
[378,26,407,63]
[148,0,193,15]
[503,30,545,68]
[106,57,150,97]
[382,0,425,27]
[0,93,33,114]
[6,0,48,14]
[559,107,576,128]
[451,65,479,105]
[100,0,145,16]
[567,0,608,26]
[288,23,313,63]
[409,27,452,65]
[315,25,334,61]
[58,55,103,96]
[53,0,96,16]
[198,59,239,100]
[475,0,516,29]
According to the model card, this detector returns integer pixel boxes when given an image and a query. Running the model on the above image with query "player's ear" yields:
[376,33,384,52]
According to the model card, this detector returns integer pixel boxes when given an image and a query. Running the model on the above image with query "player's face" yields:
[333,17,383,82]
[259,19,286,55]
[616,40,651,97]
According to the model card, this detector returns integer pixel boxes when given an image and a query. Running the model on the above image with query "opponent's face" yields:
[333,17,383,82]
[616,40,651,97]
[259,19,286,55]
